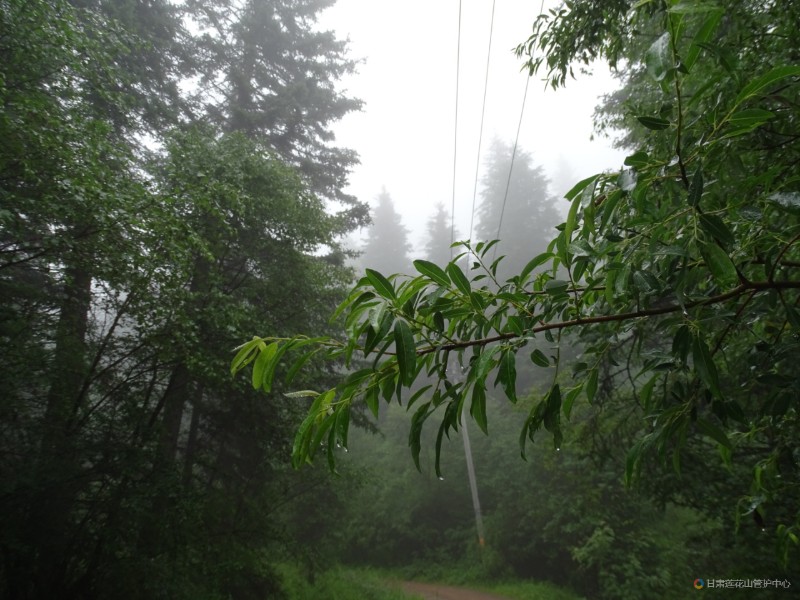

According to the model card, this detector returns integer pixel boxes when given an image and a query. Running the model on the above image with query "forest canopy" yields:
[235,0,800,568]
[0,0,366,597]
[3,0,800,597]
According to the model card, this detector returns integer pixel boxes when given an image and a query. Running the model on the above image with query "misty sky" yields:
[318,0,628,256]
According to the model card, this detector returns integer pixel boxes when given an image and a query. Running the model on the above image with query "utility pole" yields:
[448,356,485,547]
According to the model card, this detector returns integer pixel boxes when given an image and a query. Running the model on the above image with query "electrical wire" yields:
[450,0,463,257]
[490,0,544,263]
[492,74,530,259]
[468,0,497,245]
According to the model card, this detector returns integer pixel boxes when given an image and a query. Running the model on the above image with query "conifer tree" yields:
[475,139,561,278]
[361,189,411,276]
[424,203,458,265]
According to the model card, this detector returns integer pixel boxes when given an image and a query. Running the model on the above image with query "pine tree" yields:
[190,0,367,225]
[0,0,367,596]
[424,202,457,265]
[475,139,561,278]
[361,189,411,275]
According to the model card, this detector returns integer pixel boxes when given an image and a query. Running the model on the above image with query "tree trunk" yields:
[29,260,93,598]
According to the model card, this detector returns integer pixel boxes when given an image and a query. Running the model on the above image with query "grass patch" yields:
[278,564,419,600]
[482,580,584,600]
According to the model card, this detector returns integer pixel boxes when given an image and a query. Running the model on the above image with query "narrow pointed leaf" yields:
[413,259,450,286]
[470,383,488,434]
[365,268,396,299]
[735,66,800,105]
[692,336,722,398]
[699,241,738,287]
[446,262,471,295]
[394,319,417,386]
[637,116,671,130]
[696,417,732,450]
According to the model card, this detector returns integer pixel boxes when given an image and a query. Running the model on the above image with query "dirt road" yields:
[398,581,513,600]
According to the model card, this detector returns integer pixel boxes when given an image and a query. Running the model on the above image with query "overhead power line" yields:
[450,0,462,257]
[493,74,530,253]
[468,0,497,245]
[491,0,544,262]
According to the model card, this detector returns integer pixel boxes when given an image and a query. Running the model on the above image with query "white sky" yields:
[318,0,627,256]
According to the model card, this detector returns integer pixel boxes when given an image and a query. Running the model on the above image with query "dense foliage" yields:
[237,0,800,580]
[0,0,365,597]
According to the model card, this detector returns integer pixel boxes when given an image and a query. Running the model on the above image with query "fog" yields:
[318,0,626,254]
[6,0,794,597]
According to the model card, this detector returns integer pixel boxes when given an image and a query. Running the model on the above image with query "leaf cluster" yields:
[237,0,800,567]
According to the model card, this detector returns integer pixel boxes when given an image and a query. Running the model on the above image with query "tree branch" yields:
[417,279,800,355]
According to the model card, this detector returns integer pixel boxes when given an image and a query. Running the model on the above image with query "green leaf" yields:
[530,348,549,368]
[615,265,631,296]
[586,368,598,403]
[565,192,582,245]
[688,166,703,207]
[364,385,379,419]
[495,349,517,403]
[478,239,500,258]
[409,401,432,471]
[699,214,734,248]
[686,10,723,70]
[251,342,277,390]
[474,346,499,382]
[545,279,569,295]
[520,252,555,282]
[735,66,800,106]
[446,262,471,295]
[563,384,583,420]
[365,268,396,299]
[564,174,599,201]
[645,32,671,82]
[543,384,562,449]
[406,384,433,410]
[624,151,650,168]
[332,290,374,322]
[672,325,691,364]
[413,259,450,287]
[699,241,738,287]
[261,339,296,393]
[393,319,417,387]
[639,375,658,411]
[283,390,320,398]
[335,402,351,449]
[286,348,321,387]
[637,116,671,130]
[668,2,720,14]
[364,311,394,357]
[692,336,722,399]
[231,337,261,375]
[470,383,488,434]
[727,108,774,129]
[292,389,334,468]
[696,417,732,450]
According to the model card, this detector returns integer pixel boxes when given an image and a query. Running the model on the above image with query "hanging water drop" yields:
[556,447,561,452]
[438,476,445,481]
